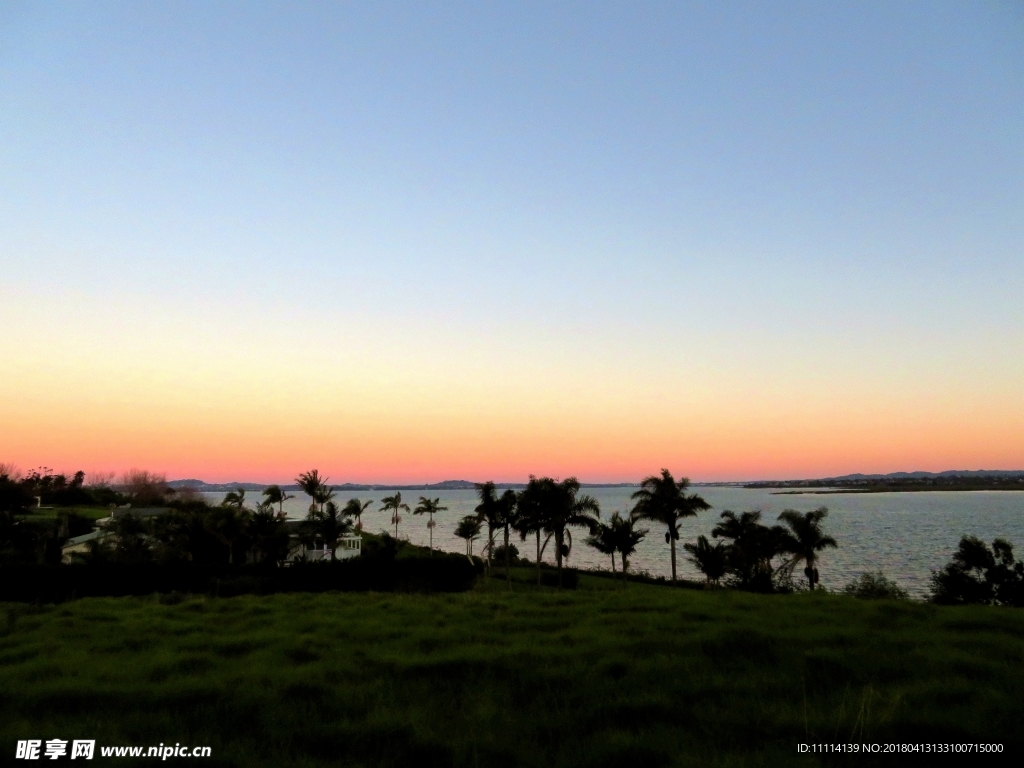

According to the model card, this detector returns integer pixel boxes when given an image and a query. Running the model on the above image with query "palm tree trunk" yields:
[429,513,433,555]
[611,553,616,573]
[556,530,563,588]
[485,529,492,579]
[670,530,677,582]
[536,530,542,586]
[504,524,511,587]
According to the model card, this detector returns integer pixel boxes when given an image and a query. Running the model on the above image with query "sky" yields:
[1,1,1022,483]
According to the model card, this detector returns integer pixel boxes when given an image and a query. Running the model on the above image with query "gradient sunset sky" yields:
[1,1,1022,483]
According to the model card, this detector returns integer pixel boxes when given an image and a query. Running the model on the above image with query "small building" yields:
[283,521,362,562]
[61,530,110,564]
[96,507,170,527]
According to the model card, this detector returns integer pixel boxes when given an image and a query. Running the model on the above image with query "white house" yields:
[283,521,362,563]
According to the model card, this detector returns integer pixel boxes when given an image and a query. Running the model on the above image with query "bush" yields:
[492,543,521,564]
[842,571,908,600]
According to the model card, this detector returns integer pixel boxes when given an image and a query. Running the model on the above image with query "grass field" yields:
[16,506,112,522]
[2,570,1021,766]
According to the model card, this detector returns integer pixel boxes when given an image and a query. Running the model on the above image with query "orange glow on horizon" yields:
[2,295,1021,484]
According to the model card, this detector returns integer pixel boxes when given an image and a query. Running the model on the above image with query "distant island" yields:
[168,479,641,493]
[745,470,1024,494]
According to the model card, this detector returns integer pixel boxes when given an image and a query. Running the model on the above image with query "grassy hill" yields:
[2,571,1020,766]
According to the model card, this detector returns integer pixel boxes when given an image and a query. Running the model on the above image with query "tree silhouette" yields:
[455,515,481,559]
[149,509,200,565]
[683,534,728,586]
[343,498,373,531]
[304,499,353,562]
[777,507,837,590]
[108,512,153,564]
[610,510,647,581]
[514,482,551,587]
[312,484,335,514]
[380,492,410,538]
[212,489,252,565]
[632,469,710,582]
[222,487,247,511]
[931,535,1024,606]
[261,485,294,517]
[296,470,328,513]
[585,518,618,573]
[519,476,599,588]
[250,503,292,564]
[712,510,787,592]
[475,482,513,577]
[414,496,447,555]
[497,489,518,586]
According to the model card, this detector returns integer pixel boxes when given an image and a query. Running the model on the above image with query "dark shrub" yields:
[931,536,1024,607]
[842,571,909,600]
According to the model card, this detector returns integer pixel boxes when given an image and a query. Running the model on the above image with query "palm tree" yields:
[296,469,327,512]
[455,515,481,559]
[305,499,353,562]
[632,469,710,582]
[312,484,335,514]
[711,510,787,591]
[497,489,518,586]
[380,492,410,538]
[414,496,447,554]
[519,476,599,588]
[514,481,552,587]
[610,510,647,581]
[683,534,729,586]
[475,482,511,577]
[777,507,837,590]
[343,498,373,531]
[262,485,294,517]
[587,511,647,580]
[585,518,618,573]
[214,489,252,565]
[222,487,246,510]
[250,504,291,564]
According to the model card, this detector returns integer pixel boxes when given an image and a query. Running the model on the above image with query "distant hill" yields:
[827,470,1024,480]
[745,469,1024,493]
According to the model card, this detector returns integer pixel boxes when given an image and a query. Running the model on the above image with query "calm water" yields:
[203,487,1024,598]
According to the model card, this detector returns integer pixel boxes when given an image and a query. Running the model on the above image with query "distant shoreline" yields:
[771,487,1024,495]
[173,480,641,493]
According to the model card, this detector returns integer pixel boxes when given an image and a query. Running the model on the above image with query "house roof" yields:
[62,530,107,548]
[111,507,170,518]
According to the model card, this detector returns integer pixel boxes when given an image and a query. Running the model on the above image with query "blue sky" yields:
[1,1,1022,480]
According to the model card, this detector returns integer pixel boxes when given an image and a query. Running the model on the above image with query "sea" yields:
[201,486,1024,598]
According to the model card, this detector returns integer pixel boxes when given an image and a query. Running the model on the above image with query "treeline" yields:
[4,465,1024,606]
[453,470,1024,605]
[446,471,837,592]
[747,474,1024,492]
[0,468,223,565]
